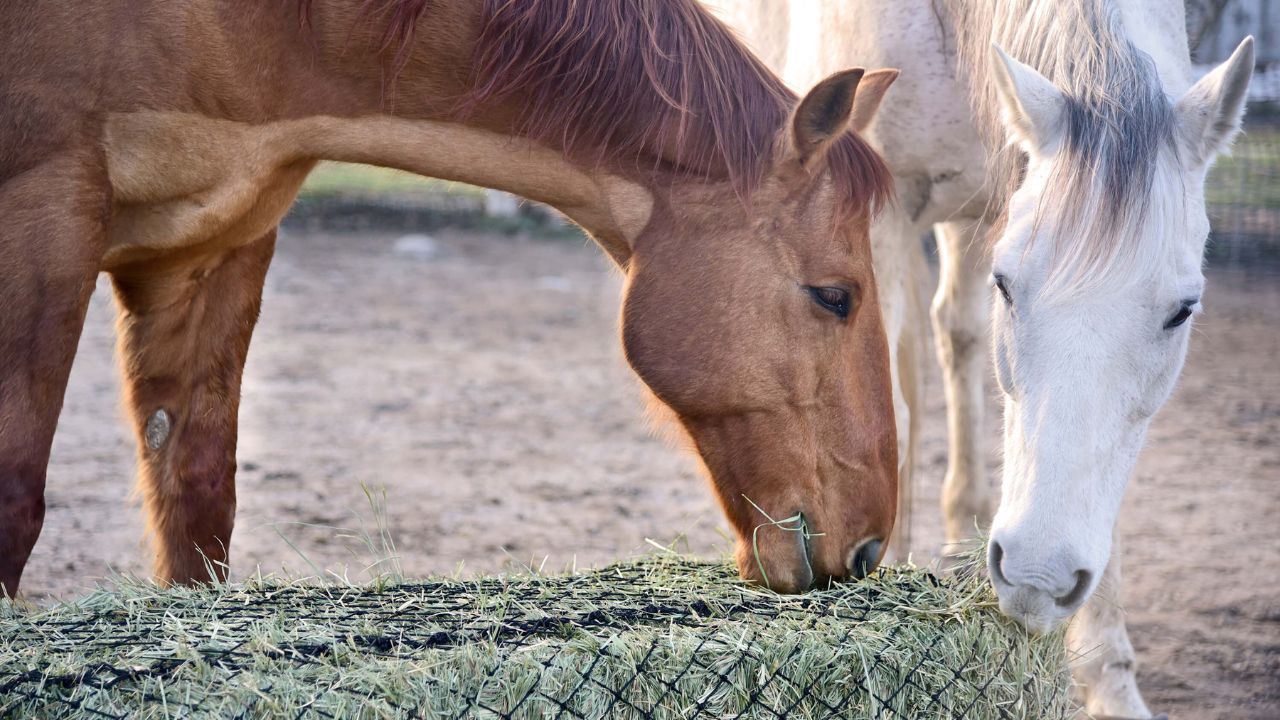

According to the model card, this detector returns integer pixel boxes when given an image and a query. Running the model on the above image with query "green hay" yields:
[1,556,1075,719]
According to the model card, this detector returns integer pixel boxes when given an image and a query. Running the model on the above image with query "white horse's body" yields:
[704,1,1252,717]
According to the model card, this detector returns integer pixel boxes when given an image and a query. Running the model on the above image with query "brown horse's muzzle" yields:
[735,510,887,594]
[735,512,814,594]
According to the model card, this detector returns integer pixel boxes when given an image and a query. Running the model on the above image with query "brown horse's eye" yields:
[808,286,851,319]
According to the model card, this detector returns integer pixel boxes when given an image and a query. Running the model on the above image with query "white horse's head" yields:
[984,38,1253,632]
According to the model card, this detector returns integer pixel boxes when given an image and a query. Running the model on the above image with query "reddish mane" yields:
[297,0,893,215]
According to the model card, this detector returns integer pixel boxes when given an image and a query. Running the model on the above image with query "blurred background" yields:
[1190,0,1280,264]
[21,2,1279,718]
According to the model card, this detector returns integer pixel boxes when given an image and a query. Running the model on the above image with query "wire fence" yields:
[1206,111,1280,267]
[0,558,1073,720]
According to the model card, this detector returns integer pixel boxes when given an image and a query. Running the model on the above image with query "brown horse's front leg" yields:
[111,231,275,585]
[0,151,108,598]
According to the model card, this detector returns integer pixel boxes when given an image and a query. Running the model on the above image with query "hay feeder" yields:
[0,556,1075,719]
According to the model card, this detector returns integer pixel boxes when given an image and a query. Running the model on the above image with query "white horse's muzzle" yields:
[987,536,1097,633]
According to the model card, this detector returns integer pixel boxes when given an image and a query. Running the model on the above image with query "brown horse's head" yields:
[619,70,899,593]
[455,0,898,592]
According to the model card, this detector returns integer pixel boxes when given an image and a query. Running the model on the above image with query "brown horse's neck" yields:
[96,0,669,267]
[288,116,656,262]
[102,0,829,266]
[290,0,796,197]
[451,0,796,194]
[292,0,691,259]
[283,0,888,224]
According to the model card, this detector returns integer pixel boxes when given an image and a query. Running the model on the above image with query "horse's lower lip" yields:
[993,584,1067,634]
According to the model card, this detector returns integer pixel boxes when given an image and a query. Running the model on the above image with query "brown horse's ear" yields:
[790,68,865,168]
[850,69,898,133]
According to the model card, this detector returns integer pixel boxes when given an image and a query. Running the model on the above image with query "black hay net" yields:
[0,558,1074,719]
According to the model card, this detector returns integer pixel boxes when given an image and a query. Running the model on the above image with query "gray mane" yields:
[945,0,1180,281]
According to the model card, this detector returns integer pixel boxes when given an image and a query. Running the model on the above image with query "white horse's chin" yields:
[994,583,1074,635]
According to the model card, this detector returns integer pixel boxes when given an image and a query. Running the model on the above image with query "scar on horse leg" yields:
[111,230,276,585]
[0,151,108,598]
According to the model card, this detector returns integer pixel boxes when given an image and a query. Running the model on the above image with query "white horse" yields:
[704,0,1253,717]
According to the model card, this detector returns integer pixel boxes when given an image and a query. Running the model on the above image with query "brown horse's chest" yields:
[101,112,314,270]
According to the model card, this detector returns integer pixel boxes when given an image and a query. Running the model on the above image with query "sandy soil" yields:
[21,227,1280,718]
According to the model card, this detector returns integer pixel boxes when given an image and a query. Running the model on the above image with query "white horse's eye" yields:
[993,274,1013,305]
[1164,301,1197,330]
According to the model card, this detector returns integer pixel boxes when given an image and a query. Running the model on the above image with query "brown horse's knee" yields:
[0,464,49,598]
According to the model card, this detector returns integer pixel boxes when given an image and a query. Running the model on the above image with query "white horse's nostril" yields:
[987,540,1010,587]
[1054,569,1093,608]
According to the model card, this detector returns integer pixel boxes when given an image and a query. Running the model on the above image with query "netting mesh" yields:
[1,558,1073,719]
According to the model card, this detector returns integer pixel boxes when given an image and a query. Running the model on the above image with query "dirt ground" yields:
[22,227,1280,718]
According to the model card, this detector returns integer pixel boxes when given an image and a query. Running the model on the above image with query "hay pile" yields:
[1,556,1074,719]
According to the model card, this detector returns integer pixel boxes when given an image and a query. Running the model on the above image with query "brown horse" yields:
[0,0,899,597]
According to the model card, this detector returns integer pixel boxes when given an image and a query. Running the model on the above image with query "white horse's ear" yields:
[1175,36,1254,167]
[989,44,1065,156]
[850,68,899,133]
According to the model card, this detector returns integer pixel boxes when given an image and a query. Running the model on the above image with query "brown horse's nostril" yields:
[744,510,816,593]
[846,537,883,580]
